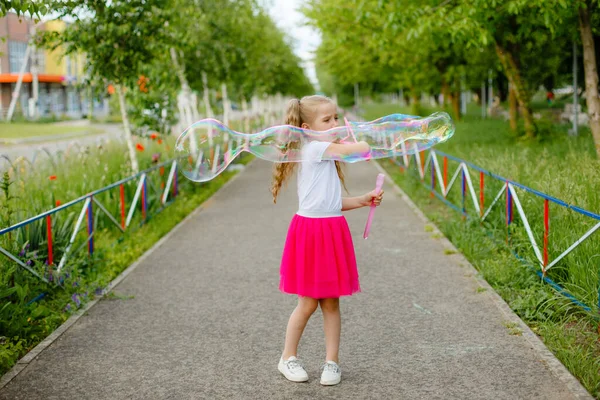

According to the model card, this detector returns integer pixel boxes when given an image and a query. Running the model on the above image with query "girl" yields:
[271,95,384,386]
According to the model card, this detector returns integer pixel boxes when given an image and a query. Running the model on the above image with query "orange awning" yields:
[0,73,65,83]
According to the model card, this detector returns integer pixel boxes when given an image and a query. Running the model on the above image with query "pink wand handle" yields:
[363,173,385,239]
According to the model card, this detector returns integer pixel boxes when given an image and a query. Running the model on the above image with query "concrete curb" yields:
[372,161,593,400]
[0,160,254,390]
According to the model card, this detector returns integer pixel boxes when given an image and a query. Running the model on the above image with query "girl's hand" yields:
[361,189,384,207]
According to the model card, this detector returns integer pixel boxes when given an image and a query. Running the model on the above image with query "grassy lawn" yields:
[363,102,600,398]
[0,123,102,139]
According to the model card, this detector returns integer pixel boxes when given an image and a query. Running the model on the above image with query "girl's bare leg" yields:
[319,298,340,363]
[282,296,319,359]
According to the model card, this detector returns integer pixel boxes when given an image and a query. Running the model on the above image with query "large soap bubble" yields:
[175,112,454,182]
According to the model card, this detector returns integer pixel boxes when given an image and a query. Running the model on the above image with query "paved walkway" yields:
[0,159,591,399]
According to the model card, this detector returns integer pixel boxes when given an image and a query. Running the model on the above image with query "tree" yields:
[0,1,52,18]
[575,0,600,157]
[170,0,312,106]
[305,0,582,138]
[39,0,174,173]
[37,0,312,167]
[304,0,407,105]
[397,0,576,138]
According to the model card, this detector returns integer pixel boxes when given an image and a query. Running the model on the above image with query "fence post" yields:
[46,214,53,265]
[443,156,448,197]
[544,199,549,274]
[87,197,94,255]
[173,164,178,198]
[142,177,148,221]
[461,166,466,217]
[430,157,435,198]
[506,182,513,243]
[120,184,126,230]
[480,172,485,218]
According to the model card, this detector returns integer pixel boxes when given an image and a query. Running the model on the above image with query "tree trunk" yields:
[202,72,214,147]
[88,86,94,120]
[116,85,139,173]
[242,97,250,133]
[170,48,198,155]
[441,80,450,107]
[448,91,461,121]
[410,88,420,115]
[579,3,600,157]
[221,82,230,127]
[495,42,537,138]
[508,82,518,131]
[496,73,509,103]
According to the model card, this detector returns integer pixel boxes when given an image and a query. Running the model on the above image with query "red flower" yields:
[157,139,163,145]
[49,175,57,181]
[55,200,61,206]
[138,75,148,93]
[150,132,158,140]
[136,143,145,152]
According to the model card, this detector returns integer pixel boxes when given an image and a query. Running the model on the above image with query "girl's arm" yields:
[342,190,384,211]
[324,141,370,158]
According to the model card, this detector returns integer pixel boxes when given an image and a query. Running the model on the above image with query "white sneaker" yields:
[278,356,309,382]
[320,361,341,385]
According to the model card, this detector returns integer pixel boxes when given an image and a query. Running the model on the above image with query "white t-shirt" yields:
[296,141,342,216]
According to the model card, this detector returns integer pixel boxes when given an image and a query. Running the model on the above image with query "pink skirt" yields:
[279,214,360,299]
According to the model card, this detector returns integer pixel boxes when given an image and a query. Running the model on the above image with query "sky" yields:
[266,0,322,90]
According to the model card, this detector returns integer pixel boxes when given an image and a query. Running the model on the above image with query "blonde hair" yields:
[270,94,348,204]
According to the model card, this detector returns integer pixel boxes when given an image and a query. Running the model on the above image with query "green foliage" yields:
[34,0,312,135]
[303,0,585,137]
[171,0,313,98]
[0,112,261,377]
[0,157,251,378]
[0,1,52,18]
[39,0,172,89]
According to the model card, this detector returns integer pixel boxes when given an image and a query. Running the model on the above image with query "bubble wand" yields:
[341,117,385,239]
[363,173,385,239]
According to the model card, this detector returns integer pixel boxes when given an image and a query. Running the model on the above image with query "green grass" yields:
[0,123,102,139]
[0,116,260,378]
[0,156,250,377]
[363,102,600,397]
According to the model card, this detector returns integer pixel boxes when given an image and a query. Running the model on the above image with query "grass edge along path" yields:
[372,160,594,400]
[0,156,253,380]
[381,158,599,398]
[361,100,599,397]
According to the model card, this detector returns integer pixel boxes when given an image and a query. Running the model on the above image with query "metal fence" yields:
[392,145,599,314]
[0,158,182,285]
[0,105,287,288]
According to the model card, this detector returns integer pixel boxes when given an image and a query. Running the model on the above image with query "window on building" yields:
[8,41,29,73]
[35,50,45,72]
[66,55,72,76]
